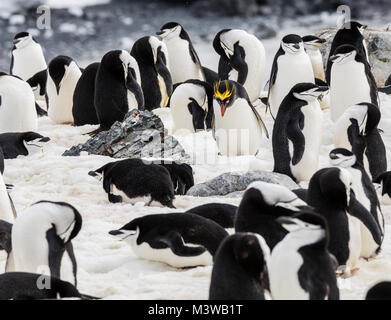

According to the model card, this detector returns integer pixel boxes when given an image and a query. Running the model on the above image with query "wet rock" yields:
[186,170,299,197]
[63,109,190,162]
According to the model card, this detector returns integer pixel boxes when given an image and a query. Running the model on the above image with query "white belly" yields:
[330,62,371,122]
[290,101,322,182]
[12,43,47,81]
[269,53,314,118]
[213,99,263,156]
[346,215,362,269]
[308,50,325,81]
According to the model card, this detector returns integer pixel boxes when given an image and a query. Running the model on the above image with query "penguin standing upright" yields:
[302,35,326,82]
[326,21,368,84]
[169,79,214,132]
[329,148,384,258]
[272,83,328,182]
[209,233,270,300]
[131,36,172,111]
[267,34,314,119]
[212,80,268,156]
[213,29,266,103]
[235,181,309,250]
[0,73,37,133]
[157,22,204,84]
[10,32,47,107]
[94,50,144,131]
[329,45,378,122]
[269,212,339,300]
[12,201,82,286]
[47,56,82,124]
[333,102,386,180]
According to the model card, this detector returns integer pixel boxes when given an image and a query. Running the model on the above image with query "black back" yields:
[187,203,237,229]
[72,62,100,126]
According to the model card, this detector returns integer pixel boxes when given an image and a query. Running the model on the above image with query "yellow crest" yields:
[214,80,234,100]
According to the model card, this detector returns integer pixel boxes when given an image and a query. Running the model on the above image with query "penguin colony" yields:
[1,18,391,300]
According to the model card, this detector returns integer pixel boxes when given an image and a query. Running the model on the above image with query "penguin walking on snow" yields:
[169,79,214,133]
[235,181,309,250]
[326,21,368,84]
[157,22,204,84]
[329,148,384,258]
[213,29,266,103]
[272,83,328,182]
[209,233,270,300]
[12,201,82,286]
[131,36,172,111]
[269,212,339,300]
[109,213,228,268]
[212,80,268,156]
[94,50,143,131]
[267,34,314,119]
[10,32,47,109]
[47,55,82,124]
[0,73,38,133]
[89,158,176,208]
[333,102,386,180]
[329,45,378,122]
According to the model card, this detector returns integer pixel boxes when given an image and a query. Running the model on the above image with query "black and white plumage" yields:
[374,171,391,205]
[272,83,328,182]
[186,203,237,230]
[235,181,309,250]
[334,102,386,180]
[11,201,82,286]
[213,29,266,103]
[89,159,176,208]
[131,36,172,111]
[169,79,214,132]
[109,213,228,268]
[326,21,368,84]
[302,35,326,82]
[94,50,143,131]
[269,212,339,300]
[212,80,268,156]
[209,233,270,300]
[157,22,204,85]
[0,132,50,159]
[329,44,378,122]
[267,34,314,119]
[47,55,82,124]
[72,62,100,126]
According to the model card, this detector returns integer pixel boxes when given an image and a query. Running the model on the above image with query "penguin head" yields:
[157,22,182,40]
[281,34,304,54]
[341,21,367,35]
[119,50,137,83]
[329,44,358,64]
[302,35,326,51]
[329,148,356,168]
[213,29,233,59]
[13,32,33,49]
[109,220,139,244]
[213,80,235,117]
[101,50,130,82]
[48,55,74,94]
[21,132,50,156]
[291,82,329,102]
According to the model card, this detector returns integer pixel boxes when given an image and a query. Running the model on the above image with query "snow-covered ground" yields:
[1,90,391,299]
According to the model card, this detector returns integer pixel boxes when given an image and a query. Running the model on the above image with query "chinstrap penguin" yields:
[0,132,50,159]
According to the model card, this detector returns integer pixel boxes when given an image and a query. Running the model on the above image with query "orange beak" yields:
[220,100,229,117]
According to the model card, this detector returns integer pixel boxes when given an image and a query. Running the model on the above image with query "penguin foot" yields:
[109,194,123,203]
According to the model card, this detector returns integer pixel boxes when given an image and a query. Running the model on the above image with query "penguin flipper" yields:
[155,231,206,257]
[46,227,66,280]
[156,48,173,97]
[287,116,305,166]
[230,43,248,85]
[249,102,269,139]
[65,242,78,287]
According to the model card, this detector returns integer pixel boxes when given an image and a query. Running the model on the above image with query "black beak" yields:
[109,230,123,236]
[276,216,295,225]
[39,137,50,143]
[88,171,98,177]
[329,55,338,62]
[13,39,21,45]
[316,86,329,93]
[156,31,164,36]
[329,153,338,160]
[293,44,300,49]
[317,38,326,44]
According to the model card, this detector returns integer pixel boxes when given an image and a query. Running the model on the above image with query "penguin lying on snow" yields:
[89,159,176,208]
[212,80,268,156]
[169,79,214,133]
[374,172,391,205]
[334,102,386,181]
[307,167,382,275]
[209,233,270,300]
[109,213,228,268]
[366,282,391,300]
[329,148,384,258]
[329,44,378,122]
[213,29,266,103]
[186,203,237,230]
[12,201,82,286]
[235,181,310,250]
[0,272,98,300]
[273,83,328,182]
[0,132,50,159]
[157,22,204,85]
[270,212,339,300]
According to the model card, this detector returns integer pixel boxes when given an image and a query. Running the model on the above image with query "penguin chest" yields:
[346,215,362,269]
[333,117,352,150]
[12,44,47,80]
[213,99,262,156]
[308,50,325,81]
[290,102,323,182]
[330,62,371,122]
[157,74,169,108]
